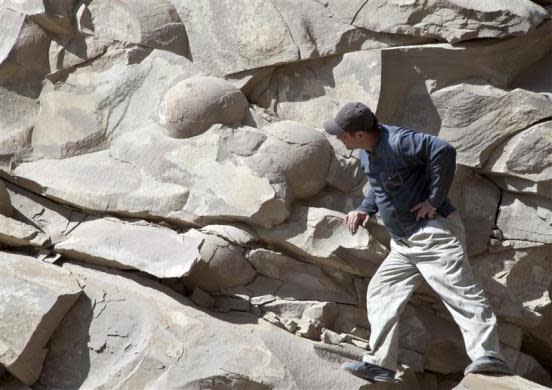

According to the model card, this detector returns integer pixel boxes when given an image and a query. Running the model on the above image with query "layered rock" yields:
[34,261,397,390]
[0,0,552,387]
[0,252,81,385]
[250,50,382,129]
[75,0,189,56]
[256,205,388,276]
[55,217,204,278]
[0,213,49,248]
[353,0,548,43]
[484,121,552,199]
[497,193,552,244]
[0,7,51,168]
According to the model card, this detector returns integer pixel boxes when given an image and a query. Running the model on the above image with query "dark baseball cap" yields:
[323,102,376,135]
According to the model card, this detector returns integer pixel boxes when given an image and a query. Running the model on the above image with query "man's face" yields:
[336,131,366,150]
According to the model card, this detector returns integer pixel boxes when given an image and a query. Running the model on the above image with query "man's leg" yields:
[362,246,423,371]
[409,212,504,365]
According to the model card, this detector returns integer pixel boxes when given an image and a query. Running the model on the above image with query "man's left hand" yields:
[410,200,436,221]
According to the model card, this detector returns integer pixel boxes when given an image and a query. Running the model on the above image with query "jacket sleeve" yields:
[357,187,378,216]
[395,129,456,209]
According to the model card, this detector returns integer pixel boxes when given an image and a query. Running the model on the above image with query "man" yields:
[324,102,511,383]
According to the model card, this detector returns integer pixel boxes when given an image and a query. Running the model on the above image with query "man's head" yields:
[323,102,379,150]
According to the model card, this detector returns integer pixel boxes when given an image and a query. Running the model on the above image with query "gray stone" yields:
[377,22,552,126]
[497,193,552,244]
[76,0,189,56]
[484,121,552,195]
[256,205,388,277]
[0,179,11,216]
[0,9,50,168]
[353,0,547,43]
[471,245,552,328]
[0,251,81,385]
[448,166,500,256]
[55,217,204,279]
[502,346,552,387]
[13,150,193,221]
[190,287,215,309]
[247,276,283,297]
[158,76,249,139]
[6,0,77,35]
[171,0,299,76]
[5,180,85,245]
[498,322,524,351]
[36,262,375,390]
[246,248,357,304]
[246,121,333,200]
[454,373,551,390]
[512,51,552,94]
[421,82,552,168]
[251,50,381,129]
[199,224,258,246]
[182,229,257,292]
[0,214,49,248]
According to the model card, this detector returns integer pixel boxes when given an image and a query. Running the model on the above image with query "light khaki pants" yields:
[362,212,503,371]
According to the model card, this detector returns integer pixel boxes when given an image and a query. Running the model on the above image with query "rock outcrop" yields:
[0,0,551,388]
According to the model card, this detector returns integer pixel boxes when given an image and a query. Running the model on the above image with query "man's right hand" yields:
[344,210,369,235]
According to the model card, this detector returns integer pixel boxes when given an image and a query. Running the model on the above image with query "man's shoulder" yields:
[380,123,417,136]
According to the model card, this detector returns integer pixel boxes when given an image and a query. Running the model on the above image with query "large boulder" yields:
[158,76,249,139]
[245,121,333,199]
[12,150,193,221]
[182,228,257,292]
[0,251,81,385]
[512,51,552,93]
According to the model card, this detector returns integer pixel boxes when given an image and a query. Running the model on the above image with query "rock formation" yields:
[0,0,551,389]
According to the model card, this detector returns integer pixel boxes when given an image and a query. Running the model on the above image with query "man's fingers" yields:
[416,208,427,221]
[410,202,422,212]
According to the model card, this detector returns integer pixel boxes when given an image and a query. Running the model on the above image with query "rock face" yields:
[0,252,81,385]
[1,1,552,388]
[353,0,548,43]
[55,217,204,279]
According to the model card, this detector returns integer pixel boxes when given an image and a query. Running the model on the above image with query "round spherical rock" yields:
[159,76,249,138]
[252,121,333,199]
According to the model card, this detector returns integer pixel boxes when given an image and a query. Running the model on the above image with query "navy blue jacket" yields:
[357,124,456,239]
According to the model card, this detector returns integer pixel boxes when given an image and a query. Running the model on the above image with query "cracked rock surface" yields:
[1,0,552,389]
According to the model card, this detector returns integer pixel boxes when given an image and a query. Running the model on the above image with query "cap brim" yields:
[323,119,344,136]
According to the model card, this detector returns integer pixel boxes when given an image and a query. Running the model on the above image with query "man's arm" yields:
[357,187,378,216]
[396,129,456,211]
